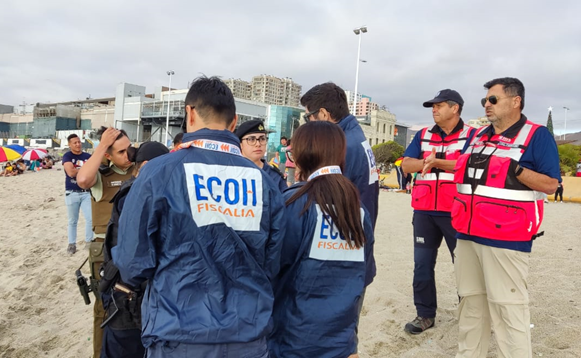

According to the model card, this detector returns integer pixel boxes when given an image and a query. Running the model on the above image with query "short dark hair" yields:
[484,77,525,110]
[173,132,184,146]
[96,126,128,152]
[280,136,287,141]
[67,134,79,142]
[185,76,236,126]
[445,100,463,115]
[300,82,350,121]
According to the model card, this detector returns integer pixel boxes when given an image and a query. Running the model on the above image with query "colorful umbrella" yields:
[0,147,21,162]
[22,148,48,161]
[5,144,27,154]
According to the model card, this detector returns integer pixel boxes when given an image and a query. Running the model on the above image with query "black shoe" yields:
[404,316,434,335]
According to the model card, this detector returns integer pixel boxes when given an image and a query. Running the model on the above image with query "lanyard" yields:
[307,165,342,181]
[178,139,242,157]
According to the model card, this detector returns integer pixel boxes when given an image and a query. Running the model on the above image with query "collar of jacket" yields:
[429,118,465,136]
[182,128,241,147]
[336,114,358,131]
[478,114,528,139]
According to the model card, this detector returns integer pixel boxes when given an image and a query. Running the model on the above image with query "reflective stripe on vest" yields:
[452,121,543,242]
[412,125,473,212]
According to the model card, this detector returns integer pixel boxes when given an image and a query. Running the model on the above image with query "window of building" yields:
[369,139,372,146]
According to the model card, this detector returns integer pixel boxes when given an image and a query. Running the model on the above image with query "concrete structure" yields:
[358,109,397,147]
[250,75,301,107]
[467,117,490,128]
[224,79,252,100]
[0,104,14,114]
[115,82,271,145]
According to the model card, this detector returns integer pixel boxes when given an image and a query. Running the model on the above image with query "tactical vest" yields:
[411,124,473,212]
[91,165,134,234]
[452,120,544,242]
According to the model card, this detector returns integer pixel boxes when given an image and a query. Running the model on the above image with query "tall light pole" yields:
[352,25,368,116]
[563,106,570,141]
[164,70,175,146]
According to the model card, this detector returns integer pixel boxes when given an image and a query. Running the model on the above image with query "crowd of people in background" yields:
[0,156,55,177]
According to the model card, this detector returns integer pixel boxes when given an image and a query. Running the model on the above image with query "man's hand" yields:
[99,127,121,149]
[422,148,437,176]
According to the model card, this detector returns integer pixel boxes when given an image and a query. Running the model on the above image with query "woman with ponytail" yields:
[268,121,376,358]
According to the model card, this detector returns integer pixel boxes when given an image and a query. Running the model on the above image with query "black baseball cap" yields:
[235,120,267,140]
[422,89,464,108]
[135,141,169,162]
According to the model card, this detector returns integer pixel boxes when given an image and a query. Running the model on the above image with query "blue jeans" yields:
[65,191,93,244]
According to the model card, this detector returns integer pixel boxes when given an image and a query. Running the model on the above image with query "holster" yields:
[104,286,144,330]
[89,240,105,301]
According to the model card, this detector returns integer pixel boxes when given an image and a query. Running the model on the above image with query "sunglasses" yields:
[303,109,320,122]
[241,135,268,146]
[481,95,514,107]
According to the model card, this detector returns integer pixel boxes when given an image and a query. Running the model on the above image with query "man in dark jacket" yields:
[300,82,379,229]
[113,76,285,358]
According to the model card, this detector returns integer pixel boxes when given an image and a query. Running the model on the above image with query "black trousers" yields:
[412,212,457,318]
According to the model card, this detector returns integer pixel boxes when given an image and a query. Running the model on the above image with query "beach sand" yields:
[1,165,580,357]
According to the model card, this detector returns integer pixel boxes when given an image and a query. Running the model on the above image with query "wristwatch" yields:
[515,164,524,177]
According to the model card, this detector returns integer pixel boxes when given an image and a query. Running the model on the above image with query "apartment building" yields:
[250,75,301,107]
[224,78,252,100]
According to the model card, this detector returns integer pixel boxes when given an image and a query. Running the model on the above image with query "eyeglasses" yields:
[241,135,268,145]
[303,109,321,122]
[481,95,514,107]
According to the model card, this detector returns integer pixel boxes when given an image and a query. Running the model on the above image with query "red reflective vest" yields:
[411,125,474,212]
[452,120,544,242]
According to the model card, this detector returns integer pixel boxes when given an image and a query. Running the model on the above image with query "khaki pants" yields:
[455,239,532,358]
[93,299,105,358]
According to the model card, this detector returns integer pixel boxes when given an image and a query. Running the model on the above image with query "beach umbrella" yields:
[22,148,48,161]
[0,147,21,162]
[5,144,27,154]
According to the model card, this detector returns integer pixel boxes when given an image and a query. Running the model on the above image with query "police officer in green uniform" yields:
[77,127,134,358]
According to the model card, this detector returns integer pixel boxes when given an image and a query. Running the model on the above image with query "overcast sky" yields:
[1,0,580,133]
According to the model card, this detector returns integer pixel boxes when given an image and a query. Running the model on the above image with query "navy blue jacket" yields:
[261,159,287,192]
[113,129,286,348]
[338,115,380,228]
[268,183,375,358]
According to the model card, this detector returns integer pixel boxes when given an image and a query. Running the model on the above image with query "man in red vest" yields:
[452,77,560,357]
[402,89,475,334]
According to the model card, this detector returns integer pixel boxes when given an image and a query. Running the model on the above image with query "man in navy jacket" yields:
[300,82,379,228]
[113,76,285,358]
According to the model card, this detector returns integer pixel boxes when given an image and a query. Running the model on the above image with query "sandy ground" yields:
[0,165,580,358]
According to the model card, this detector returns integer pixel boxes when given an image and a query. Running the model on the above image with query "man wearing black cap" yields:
[235,120,287,192]
[99,141,169,358]
[401,89,476,334]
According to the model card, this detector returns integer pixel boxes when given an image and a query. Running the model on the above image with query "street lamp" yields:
[164,70,175,147]
[352,25,368,116]
[563,106,570,141]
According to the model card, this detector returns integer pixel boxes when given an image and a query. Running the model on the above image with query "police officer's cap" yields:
[235,120,267,140]
[422,89,464,108]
